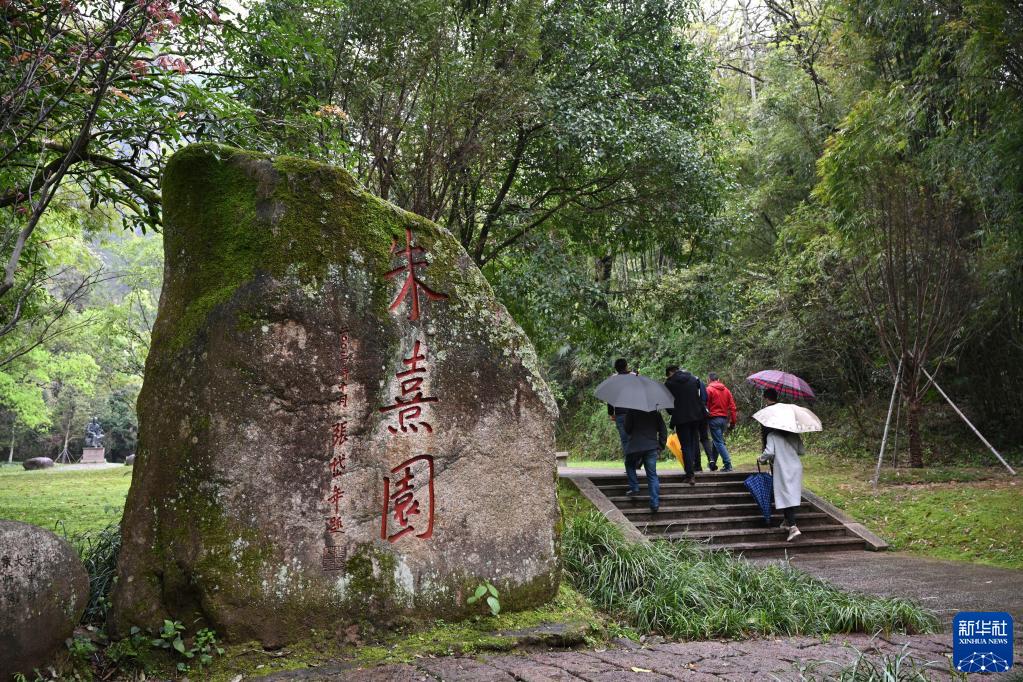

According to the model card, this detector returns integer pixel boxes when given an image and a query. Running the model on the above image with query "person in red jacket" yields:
[705,372,738,472]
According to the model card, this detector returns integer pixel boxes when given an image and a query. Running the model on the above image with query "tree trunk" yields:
[595,253,614,288]
[594,253,614,311]
[7,427,13,464]
[906,397,923,468]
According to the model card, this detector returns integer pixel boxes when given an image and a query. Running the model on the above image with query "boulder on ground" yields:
[22,457,54,470]
[124,454,135,466]
[109,144,560,647]
[0,520,89,680]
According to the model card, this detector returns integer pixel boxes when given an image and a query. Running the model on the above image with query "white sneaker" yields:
[786,526,801,542]
[779,522,790,530]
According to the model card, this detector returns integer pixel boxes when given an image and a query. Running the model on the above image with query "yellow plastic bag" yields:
[666,433,684,467]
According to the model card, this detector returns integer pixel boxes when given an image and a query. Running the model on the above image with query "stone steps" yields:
[598,480,751,494]
[681,524,853,545]
[705,536,868,558]
[606,491,756,506]
[635,511,833,533]
[563,469,883,558]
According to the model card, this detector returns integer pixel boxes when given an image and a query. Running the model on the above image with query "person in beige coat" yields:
[759,427,805,542]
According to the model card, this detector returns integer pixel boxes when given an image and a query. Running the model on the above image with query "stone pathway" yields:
[256,633,972,681]
[781,552,1023,636]
[50,462,122,471]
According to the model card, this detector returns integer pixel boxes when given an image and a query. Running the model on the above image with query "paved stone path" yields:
[257,633,975,681]
[783,552,1023,636]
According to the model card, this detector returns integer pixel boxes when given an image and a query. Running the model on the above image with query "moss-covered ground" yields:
[569,425,1023,569]
[105,583,615,681]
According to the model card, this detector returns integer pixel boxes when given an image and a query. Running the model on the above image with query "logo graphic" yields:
[953,612,1013,673]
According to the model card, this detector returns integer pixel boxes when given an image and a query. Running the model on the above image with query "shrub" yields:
[64,522,121,624]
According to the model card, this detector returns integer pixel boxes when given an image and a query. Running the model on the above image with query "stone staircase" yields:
[567,470,886,558]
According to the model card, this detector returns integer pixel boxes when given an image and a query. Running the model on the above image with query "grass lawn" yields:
[0,465,131,535]
[568,430,1023,570]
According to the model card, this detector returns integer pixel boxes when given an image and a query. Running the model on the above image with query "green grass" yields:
[564,511,939,640]
[0,465,131,535]
[789,644,954,681]
[567,427,1023,569]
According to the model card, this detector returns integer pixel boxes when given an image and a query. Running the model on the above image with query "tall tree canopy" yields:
[220,0,722,266]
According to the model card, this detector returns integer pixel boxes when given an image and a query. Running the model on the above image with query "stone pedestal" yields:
[80,447,106,464]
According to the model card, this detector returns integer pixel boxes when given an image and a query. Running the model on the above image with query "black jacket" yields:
[606,371,633,416]
[664,370,706,426]
[623,409,668,454]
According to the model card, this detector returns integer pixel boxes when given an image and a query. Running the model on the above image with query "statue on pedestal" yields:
[84,418,105,449]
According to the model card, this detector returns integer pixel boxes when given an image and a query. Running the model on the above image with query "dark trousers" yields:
[674,421,701,477]
[698,419,714,468]
[782,506,798,525]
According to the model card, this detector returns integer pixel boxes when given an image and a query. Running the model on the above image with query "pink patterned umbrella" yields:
[746,370,816,401]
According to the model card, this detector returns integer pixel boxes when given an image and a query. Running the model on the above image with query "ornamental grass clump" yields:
[563,512,938,640]
[64,522,122,624]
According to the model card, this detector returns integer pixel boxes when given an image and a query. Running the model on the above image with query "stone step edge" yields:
[707,537,868,551]
[664,525,850,539]
[596,483,753,492]
[621,503,767,515]
[634,512,831,527]
[561,475,649,545]
[607,491,755,502]
[617,505,785,515]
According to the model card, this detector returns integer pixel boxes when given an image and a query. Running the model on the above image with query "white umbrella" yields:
[594,373,674,412]
[752,403,823,433]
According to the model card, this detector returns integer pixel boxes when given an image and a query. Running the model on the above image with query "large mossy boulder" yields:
[0,520,89,679]
[109,144,560,646]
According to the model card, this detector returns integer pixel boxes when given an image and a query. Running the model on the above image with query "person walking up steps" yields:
[623,408,666,512]
[759,426,805,541]
[607,358,633,463]
[705,372,737,472]
[664,365,705,485]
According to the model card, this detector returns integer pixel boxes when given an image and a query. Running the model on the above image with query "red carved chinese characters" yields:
[386,227,448,322]
[324,333,353,558]
[379,227,448,544]
[378,339,438,434]
[331,421,349,447]
[381,455,435,542]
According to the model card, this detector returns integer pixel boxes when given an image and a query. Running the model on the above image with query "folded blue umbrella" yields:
[744,461,774,523]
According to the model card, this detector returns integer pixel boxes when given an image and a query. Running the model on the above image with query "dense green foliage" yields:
[217,0,721,266]
[522,0,1023,466]
[2,0,1022,465]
